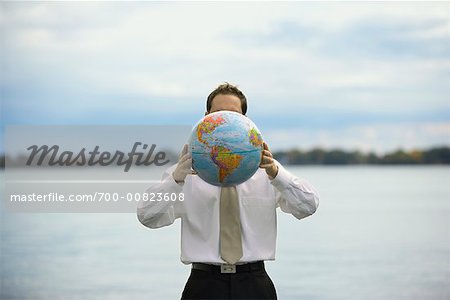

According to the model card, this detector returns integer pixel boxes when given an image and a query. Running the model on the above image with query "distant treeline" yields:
[0,146,449,168]
[272,146,450,165]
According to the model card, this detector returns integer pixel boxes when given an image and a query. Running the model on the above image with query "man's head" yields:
[206,83,247,115]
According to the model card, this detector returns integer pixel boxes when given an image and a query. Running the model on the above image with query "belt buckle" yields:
[220,264,236,274]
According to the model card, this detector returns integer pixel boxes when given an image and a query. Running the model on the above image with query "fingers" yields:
[261,142,278,178]
[182,144,188,155]
[260,142,274,167]
[179,152,191,164]
[178,156,192,169]
[260,155,274,167]
[173,154,193,182]
[178,144,191,165]
[262,149,273,158]
[260,160,273,166]
[260,142,273,163]
[260,161,274,167]
[179,144,188,159]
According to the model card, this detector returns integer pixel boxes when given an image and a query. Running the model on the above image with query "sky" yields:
[1,1,449,153]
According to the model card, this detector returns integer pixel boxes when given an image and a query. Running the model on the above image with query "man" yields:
[137,83,319,299]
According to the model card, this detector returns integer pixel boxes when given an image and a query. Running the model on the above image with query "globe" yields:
[188,111,264,187]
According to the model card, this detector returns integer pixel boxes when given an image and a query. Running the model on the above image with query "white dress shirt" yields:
[137,161,319,265]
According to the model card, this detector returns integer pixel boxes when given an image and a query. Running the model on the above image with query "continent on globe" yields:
[210,145,243,183]
[196,114,225,146]
[249,127,263,147]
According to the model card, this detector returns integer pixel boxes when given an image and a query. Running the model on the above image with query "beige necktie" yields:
[220,186,243,264]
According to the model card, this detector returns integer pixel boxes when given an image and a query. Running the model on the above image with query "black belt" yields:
[192,261,265,274]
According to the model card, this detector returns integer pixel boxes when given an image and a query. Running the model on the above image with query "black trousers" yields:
[181,263,277,300]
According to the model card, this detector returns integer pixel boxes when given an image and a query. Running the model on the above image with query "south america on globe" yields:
[188,111,264,187]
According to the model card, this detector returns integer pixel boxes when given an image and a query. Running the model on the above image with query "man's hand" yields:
[259,142,279,179]
[172,144,193,183]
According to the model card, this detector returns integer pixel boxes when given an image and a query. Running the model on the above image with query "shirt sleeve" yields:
[270,161,320,220]
[137,164,183,229]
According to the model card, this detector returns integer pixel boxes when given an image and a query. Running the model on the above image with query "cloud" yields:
[1,1,449,152]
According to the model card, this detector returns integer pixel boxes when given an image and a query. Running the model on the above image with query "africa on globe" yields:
[188,111,264,187]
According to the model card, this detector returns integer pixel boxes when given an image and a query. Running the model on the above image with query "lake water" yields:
[1,166,449,299]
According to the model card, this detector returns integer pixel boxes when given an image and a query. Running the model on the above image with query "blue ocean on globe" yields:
[188,111,264,187]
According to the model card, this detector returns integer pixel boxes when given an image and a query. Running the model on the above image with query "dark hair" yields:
[206,82,247,114]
